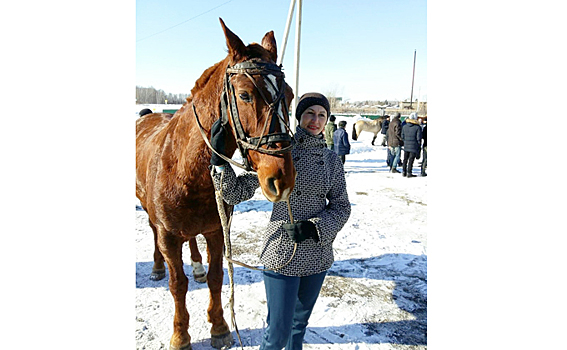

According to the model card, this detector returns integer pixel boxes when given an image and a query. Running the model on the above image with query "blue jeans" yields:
[389,146,401,169]
[259,270,327,350]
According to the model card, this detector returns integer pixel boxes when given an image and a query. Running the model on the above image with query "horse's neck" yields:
[165,59,239,182]
[178,100,212,154]
[166,94,236,183]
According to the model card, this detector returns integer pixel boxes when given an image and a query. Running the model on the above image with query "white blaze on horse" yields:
[351,117,385,145]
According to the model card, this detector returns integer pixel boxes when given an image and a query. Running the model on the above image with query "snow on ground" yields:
[136,118,427,349]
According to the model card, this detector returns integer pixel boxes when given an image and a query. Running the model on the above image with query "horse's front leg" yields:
[158,231,192,350]
[372,134,377,145]
[205,231,233,349]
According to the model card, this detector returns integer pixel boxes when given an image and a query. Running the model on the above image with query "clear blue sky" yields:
[136,0,427,102]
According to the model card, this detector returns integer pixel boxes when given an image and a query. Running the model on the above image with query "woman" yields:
[209,92,351,349]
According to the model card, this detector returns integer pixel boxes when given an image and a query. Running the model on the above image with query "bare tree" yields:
[324,84,344,112]
[136,86,192,104]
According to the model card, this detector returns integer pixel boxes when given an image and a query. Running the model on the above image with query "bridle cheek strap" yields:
[193,60,294,172]
[223,61,294,171]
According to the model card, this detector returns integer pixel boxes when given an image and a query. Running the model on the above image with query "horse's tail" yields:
[352,123,358,140]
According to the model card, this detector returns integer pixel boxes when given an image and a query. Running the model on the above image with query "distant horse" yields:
[136,18,296,350]
[352,118,384,145]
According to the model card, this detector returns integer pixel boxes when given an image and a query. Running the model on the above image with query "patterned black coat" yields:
[212,126,351,277]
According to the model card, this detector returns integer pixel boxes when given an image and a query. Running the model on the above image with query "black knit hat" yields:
[295,92,330,121]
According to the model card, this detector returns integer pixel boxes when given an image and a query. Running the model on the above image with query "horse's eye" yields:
[239,92,252,102]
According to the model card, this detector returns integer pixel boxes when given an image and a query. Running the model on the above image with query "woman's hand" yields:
[283,221,319,243]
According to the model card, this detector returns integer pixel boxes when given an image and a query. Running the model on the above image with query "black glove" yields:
[282,220,319,243]
[416,150,421,160]
[210,119,228,166]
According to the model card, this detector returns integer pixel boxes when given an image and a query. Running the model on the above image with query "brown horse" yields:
[136,18,296,350]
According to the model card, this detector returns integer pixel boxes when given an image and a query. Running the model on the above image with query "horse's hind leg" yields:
[149,220,166,281]
[204,231,233,349]
[188,237,207,283]
[158,230,192,350]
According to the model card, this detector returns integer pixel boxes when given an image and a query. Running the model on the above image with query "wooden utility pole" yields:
[410,49,416,110]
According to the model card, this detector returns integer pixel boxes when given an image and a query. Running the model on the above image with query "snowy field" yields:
[135,115,427,350]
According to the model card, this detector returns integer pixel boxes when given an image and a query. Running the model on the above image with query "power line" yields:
[136,0,235,43]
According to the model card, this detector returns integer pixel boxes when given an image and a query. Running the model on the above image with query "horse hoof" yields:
[193,272,207,283]
[169,343,192,350]
[150,269,166,281]
[211,332,233,349]
[191,260,207,283]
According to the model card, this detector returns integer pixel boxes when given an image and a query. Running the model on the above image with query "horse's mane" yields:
[190,60,225,97]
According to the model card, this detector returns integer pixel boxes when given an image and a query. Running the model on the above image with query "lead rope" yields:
[211,168,297,349]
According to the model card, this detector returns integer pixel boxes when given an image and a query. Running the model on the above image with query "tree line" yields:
[136,86,191,105]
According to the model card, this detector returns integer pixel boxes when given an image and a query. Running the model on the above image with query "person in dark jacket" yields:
[333,120,351,164]
[421,122,427,177]
[380,115,390,147]
[386,113,403,173]
[210,92,351,350]
[401,113,422,177]
[138,108,153,117]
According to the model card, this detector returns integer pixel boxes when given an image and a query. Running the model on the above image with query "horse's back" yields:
[136,113,174,204]
[136,113,173,142]
[355,119,381,133]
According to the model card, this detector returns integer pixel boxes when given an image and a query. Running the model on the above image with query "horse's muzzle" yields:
[257,162,296,203]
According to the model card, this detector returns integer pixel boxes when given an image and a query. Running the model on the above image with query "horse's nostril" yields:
[267,177,277,195]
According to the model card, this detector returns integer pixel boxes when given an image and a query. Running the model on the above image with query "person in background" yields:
[209,92,351,350]
[380,115,390,147]
[139,108,153,117]
[401,112,422,178]
[324,115,337,151]
[387,113,403,173]
[420,122,427,177]
[333,120,351,165]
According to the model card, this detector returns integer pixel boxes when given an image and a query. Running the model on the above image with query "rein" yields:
[194,59,298,349]
[212,168,297,350]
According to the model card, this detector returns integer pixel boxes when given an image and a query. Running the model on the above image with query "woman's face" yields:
[299,105,327,135]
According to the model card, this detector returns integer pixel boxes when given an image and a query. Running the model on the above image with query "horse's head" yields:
[217,18,296,202]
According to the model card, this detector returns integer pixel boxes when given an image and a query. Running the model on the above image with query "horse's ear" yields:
[219,18,246,63]
[261,30,277,62]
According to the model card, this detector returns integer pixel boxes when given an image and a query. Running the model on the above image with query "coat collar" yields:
[294,126,326,151]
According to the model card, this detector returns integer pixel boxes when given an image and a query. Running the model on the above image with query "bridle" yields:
[194,60,294,171]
